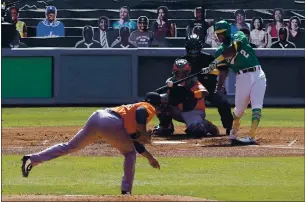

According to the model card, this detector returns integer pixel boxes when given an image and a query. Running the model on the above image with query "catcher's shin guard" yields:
[153,110,174,136]
[153,123,174,136]
[205,120,220,137]
[185,122,206,138]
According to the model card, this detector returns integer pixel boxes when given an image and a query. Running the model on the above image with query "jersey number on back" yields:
[240,50,249,58]
[230,49,249,64]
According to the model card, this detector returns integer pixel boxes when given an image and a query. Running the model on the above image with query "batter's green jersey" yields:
[215,31,260,73]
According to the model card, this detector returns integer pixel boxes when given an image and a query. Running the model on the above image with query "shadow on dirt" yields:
[153,134,228,141]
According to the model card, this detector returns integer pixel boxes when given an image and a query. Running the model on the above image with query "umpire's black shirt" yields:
[177,52,218,93]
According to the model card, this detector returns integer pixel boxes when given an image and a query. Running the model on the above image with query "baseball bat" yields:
[154,69,205,93]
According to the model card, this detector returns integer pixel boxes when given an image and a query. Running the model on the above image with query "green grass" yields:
[2,107,304,128]
[2,155,304,201]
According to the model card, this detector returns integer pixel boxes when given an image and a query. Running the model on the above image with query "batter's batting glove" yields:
[202,60,218,74]
[201,67,212,74]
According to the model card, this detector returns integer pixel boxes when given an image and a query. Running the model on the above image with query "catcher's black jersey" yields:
[177,52,219,93]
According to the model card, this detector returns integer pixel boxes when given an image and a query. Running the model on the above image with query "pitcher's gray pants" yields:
[27,109,136,193]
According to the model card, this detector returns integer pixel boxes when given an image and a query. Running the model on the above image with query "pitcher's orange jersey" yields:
[178,81,206,111]
[110,102,156,134]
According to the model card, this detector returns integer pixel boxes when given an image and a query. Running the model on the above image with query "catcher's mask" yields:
[137,16,149,31]
[185,34,203,57]
[172,58,191,80]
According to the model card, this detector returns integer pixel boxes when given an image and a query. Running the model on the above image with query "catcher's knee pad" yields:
[204,120,220,137]
[185,122,206,138]
[153,123,174,136]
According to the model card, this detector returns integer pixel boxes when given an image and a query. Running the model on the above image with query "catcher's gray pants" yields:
[27,109,136,193]
[170,106,206,127]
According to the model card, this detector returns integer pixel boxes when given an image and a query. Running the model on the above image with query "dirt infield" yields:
[2,126,304,201]
[2,126,304,157]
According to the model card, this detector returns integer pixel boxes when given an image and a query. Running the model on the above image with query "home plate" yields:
[152,140,187,144]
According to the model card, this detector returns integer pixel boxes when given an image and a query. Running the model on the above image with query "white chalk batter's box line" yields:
[152,141,304,150]
[247,145,305,150]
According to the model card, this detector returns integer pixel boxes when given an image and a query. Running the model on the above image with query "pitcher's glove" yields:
[132,129,153,145]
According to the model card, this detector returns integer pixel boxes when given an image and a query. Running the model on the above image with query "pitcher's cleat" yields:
[21,156,32,177]
[121,191,131,195]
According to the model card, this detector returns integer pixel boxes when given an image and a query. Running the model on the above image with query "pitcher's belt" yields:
[237,66,261,75]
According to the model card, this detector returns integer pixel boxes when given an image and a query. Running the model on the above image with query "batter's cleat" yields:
[230,119,241,136]
[152,124,174,136]
[21,156,32,177]
[121,191,131,195]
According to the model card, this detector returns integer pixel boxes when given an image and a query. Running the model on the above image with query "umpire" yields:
[177,34,233,135]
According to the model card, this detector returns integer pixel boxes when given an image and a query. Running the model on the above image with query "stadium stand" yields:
[3,0,305,48]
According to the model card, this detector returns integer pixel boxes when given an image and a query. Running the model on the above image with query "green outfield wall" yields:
[2,57,53,99]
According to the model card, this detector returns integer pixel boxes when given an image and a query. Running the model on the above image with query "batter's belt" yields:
[237,65,261,75]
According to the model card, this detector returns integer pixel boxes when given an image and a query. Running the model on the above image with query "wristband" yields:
[215,55,225,63]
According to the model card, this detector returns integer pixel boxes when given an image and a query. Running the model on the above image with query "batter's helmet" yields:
[214,20,231,42]
[137,16,149,31]
[185,33,203,56]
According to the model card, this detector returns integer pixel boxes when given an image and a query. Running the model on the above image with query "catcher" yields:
[21,92,162,195]
[153,58,220,138]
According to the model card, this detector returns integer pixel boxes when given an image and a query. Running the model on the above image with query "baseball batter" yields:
[153,58,220,138]
[202,20,267,145]
[21,92,162,195]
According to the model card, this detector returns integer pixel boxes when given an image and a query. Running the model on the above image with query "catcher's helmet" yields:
[172,58,191,79]
[137,16,149,31]
[144,92,162,106]
[185,34,203,56]
[214,20,231,43]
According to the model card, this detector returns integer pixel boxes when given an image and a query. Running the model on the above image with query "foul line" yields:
[288,139,297,147]
[248,145,305,150]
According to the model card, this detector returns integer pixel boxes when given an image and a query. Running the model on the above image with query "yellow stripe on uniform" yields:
[209,69,220,75]
[215,29,227,33]
[233,41,238,51]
